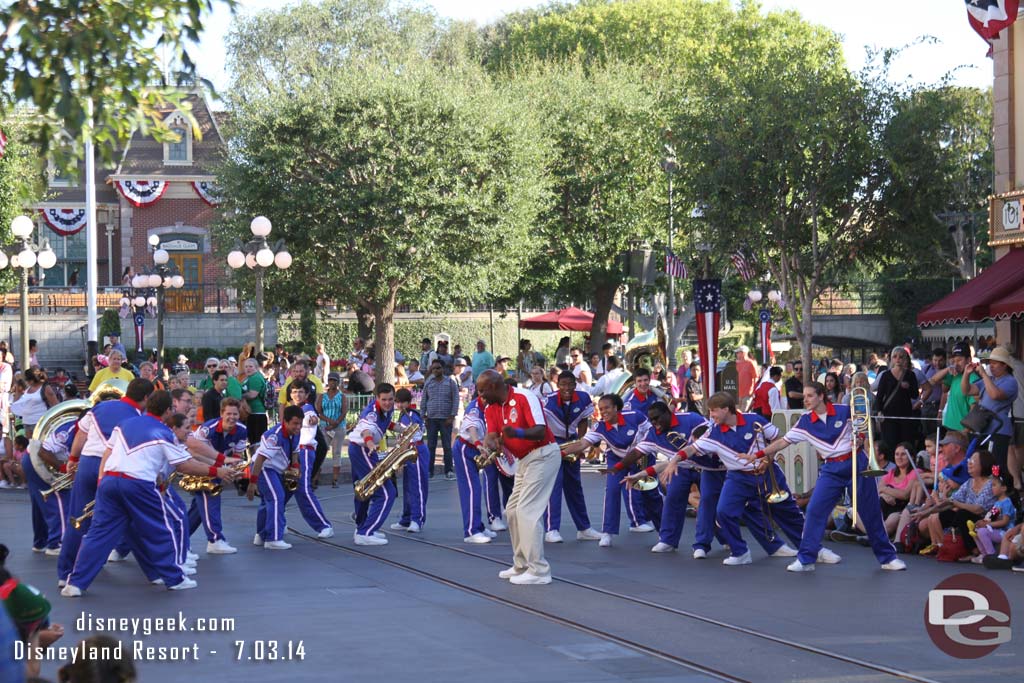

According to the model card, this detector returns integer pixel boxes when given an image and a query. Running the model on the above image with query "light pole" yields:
[226,216,291,352]
[1,216,57,370]
[120,235,184,364]
[661,147,679,371]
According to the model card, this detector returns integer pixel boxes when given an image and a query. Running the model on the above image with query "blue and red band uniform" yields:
[255,418,331,543]
[23,421,75,552]
[187,417,248,543]
[347,400,398,537]
[581,410,662,535]
[395,407,430,529]
[453,398,490,537]
[543,390,594,534]
[622,388,655,417]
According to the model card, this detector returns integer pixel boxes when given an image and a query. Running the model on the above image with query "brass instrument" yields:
[178,446,254,496]
[71,500,95,529]
[559,440,602,465]
[474,446,498,469]
[354,422,420,501]
[283,465,300,493]
[850,386,885,529]
[40,472,76,501]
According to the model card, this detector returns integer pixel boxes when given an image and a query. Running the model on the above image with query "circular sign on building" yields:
[1002,198,1020,231]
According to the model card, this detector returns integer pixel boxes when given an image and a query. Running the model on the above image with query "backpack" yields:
[936,528,968,562]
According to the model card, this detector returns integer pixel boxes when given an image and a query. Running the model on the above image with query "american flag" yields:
[665,248,687,279]
[758,308,772,366]
[730,249,754,281]
[694,279,722,398]
[0,128,7,159]
[966,1,1020,44]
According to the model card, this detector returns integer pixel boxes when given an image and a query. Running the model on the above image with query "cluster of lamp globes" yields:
[747,289,783,304]
[225,216,292,271]
[0,215,58,271]
[120,237,185,310]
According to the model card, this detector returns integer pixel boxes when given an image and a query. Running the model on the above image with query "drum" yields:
[495,448,518,477]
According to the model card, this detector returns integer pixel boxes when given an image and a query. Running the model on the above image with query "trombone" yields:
[751,422,789,504]
[849,387,886,529]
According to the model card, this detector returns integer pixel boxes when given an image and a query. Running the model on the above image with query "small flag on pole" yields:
[0,128,8,159]
[694,279,722,398]
[665,248,687,279]
[730,249,754,281]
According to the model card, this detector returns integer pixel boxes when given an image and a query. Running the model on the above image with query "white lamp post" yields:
[2,216,57,370]
[226,216,291,351]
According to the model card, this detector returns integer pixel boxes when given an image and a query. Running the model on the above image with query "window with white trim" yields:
[163,112,192,165]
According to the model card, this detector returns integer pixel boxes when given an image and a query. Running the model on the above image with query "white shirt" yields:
[315,352,330,381]
[591,367,625,396]
[103,419,189,482]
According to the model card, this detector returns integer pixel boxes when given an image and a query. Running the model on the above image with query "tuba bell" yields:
[29,398,92,488]
[353,422,420,501]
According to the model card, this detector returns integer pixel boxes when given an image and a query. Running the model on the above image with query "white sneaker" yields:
[353,534,387,546]
[57,579,67,588]
[482,529,497,538]
[32,546,45,553]
[187,551,199,562]
[771,544,798,558]
[970,555,985,564]
[169,577,198,591]
[60,584,82,597]
[407,521,421,533]
[44,546,61,556]
[179,564,196,576]
[464,532,492,544]
[723,551,752,566]
[389,522,410,531]
[317,527,335,539]
[489,519,508,531]
[880,558,907,571]
[509,572,552,585]
[0,481,9,488]
[151,578,164,585]
[253,533,263,546]
[629,522,655,533]
[651,542,676,553]
[692,548,708,559]
[183,559,197,569]
[498,566,524,579]
[599,533,613,547]
[576,528,602,541]
[107,549,128,562]
[207,540,238,554]
[787,560,815,572]
[373,531,387,539]
[264,540,293,550]
[817,547,842,564]
[545,530,564,543]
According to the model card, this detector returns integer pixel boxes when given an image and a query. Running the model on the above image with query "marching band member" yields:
[542,371,601,543]
[621,367,656,415]
[613,401,709,553]
[57,379,154,587]
[24,420,75,555]
[288,382,334,537]
[185,398,248,554]
[561,393,661,547]
[61,391,239,596]
[631,392,803,565]
[163,413,196,575]
[483,456,512,533]
[389,389,430,533]
[743,382,905,572]
[451,396,493,543]
[749,367,785,419]
[347,383,398,546]
[477,370,561,585]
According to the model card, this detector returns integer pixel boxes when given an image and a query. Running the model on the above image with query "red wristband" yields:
[755,449,767,459]
[675,450,688,462]
[208,466,218,477]
[645,466,657,477]
[474,441,483,449]
[289,462,300,470]
[363,435,374,445]
[249,476,258,484]
[68,455,79,463]
[215,454,225,466]
[613,461,625,472]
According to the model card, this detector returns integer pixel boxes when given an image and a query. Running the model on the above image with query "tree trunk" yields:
[370,290,398,386]
[299,306,317,348]
[355,303,374,342]
[590,282,616,353]
[800,294,814,384]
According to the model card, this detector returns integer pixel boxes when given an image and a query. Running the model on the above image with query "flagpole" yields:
[85,97,99,370]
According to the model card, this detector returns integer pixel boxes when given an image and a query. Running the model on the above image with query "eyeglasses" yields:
[206,364,217,369]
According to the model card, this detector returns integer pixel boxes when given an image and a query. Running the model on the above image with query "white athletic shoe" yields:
[576,528,602,541]
[389,522,410,531]
[880,558,907,571]
[489,519,508,532]
[151,578,165,585]
[207,540,238,554]
[723,551,752,566]
[169,577,198,591]
[60,584,82,597]
[317,527,335,539]
[599,533,613,547]
[651,542,676,553]
[253,533,264,546]
[187,551,199,562]
[692,548,708,559]
[407,521,421,533]
[31,546,45,553]
[107,549,128,562]
[264,540,293,550]
[771,544,799,558]
[629,522,655,533]
[373,531,387,539]
[544,530,564,543]
[787,560,815,572]
[44,546,61,556]
[509,572,552,585]
[498,566,524,579]
[179,564,196,576]
[482,529,497,538]
[183,559,197,569]
[57,579,67,588]
[353,534,387,546]
[464,532,492,544]
[817,547,842,564]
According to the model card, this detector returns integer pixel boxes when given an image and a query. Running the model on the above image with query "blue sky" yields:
[192,1,993,92]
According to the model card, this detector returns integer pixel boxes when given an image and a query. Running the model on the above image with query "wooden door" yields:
[166,253,203,312]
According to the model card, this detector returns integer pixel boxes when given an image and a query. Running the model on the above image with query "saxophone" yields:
[353,422,420,501]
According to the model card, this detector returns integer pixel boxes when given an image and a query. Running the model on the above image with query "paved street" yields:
[2,472,1020,682]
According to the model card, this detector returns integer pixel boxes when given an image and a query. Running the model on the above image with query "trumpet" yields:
[474,447,498,469]
[71,500,95,529]
[41,471,75,501]
[558,439,602,465]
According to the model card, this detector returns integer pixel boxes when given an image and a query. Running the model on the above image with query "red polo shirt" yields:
[485,387,555,458]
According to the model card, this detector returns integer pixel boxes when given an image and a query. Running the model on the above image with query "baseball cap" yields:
[454,357,467,366]
[176,354,188,363]
[205,357,219,366]
[109,332,119,338]
[737,345,749,353]
[328,372,341,382]
[421,337,432,344]
[950,342,972,358]
[496,356,511,363]
[938,432,968,447]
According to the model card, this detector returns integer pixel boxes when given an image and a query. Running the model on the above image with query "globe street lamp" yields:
[226,216,291,352]
[120,235,184,363]
[1,216,56,370]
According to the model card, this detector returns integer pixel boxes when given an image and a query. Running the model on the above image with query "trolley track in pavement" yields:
[290,521,942,683]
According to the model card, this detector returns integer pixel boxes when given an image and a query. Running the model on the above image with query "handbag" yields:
[900,519,921,553]
[936,528,968,562]
[961,402,997,435]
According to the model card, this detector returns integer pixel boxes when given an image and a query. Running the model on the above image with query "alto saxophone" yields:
[353,422,420,501]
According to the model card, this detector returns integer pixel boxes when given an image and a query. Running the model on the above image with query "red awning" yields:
[519,306,624,335]
[990,281,1024,319]
[917,249,1024,326]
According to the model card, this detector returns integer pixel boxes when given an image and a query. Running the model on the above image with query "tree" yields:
[216,38,550,383]
[0,115,44,291]
[0,0,233,167]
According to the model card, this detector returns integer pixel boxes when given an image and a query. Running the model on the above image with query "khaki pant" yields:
[506,442,561,577]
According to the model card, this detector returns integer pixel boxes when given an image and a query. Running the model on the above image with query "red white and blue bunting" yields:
[191,181,222,207]
[115,179,168,208]
[39,208,88,236]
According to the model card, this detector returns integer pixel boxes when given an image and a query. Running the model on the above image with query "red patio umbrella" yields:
[519,306,623,335]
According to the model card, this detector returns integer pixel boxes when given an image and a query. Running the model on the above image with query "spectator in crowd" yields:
[240,357,269,443]
[1,558,67,681]
[421,360,459,479]
[526,365,553,401]
[107,332,126,358]
[348,337,368,367]
[429,339,453,372]
[1006,345,1024,491]
[962,346,1020,475]
[591,355,624,396]
[598,342,616,378]
[56,634,137,683]
[346,360,374,394]
[471,339,494,381]
[314,342,330,383]
[588,352,604,381]
[734,345,758,411]
[879,442,919,539]
[0,341,13,365]
[970,466,1017,561]
[418,338,433,373]
[917,349,946,424]
[316,372,348,488]
[453,357,474,391]
[924,342,979,436]
[554,336,572,367]
[201,370,229,421]
[452,344,466,362]
[517,339,543,382]
[676,348,693,388]
[27,340,38,368]
[874,346,920,451]
[784,359,804,409]
[982,520,1024,570]
[275,359,322,421]
[88,349,134,392]
[395,359,410,387]
[10,369,56,437]
[493,356,514,380]
[686,362,705,415]
[546,365,561,394]
[407,359,425,387]
[823,372,842,404]
[568,347,591,389]
[137,361,164,392]
[172,354,190,376]
[657,367,681,409]
[917,449,996,558]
